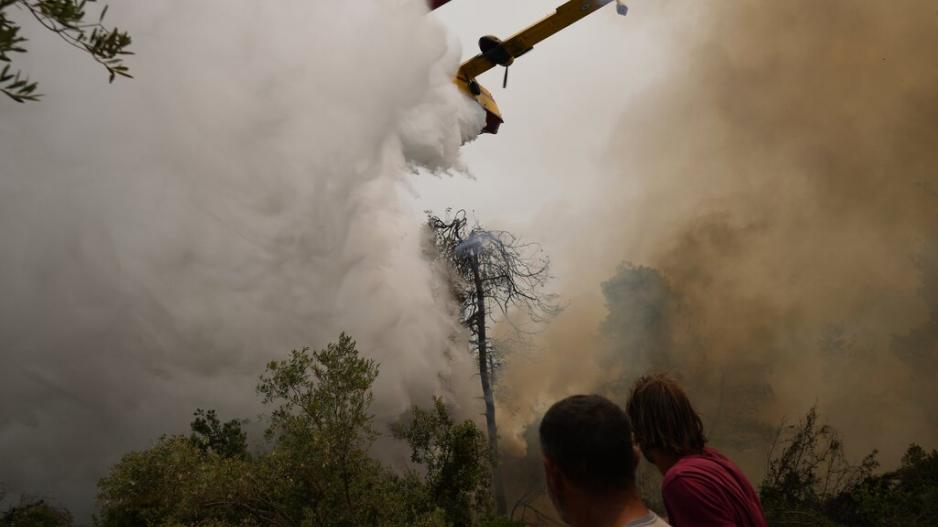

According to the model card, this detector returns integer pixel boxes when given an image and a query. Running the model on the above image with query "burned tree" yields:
[427,209,558,514]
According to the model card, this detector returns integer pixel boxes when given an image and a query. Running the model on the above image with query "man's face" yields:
[543,457,570,523]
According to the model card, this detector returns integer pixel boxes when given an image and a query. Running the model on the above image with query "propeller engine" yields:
[478,35,514,67]
[478,35,514,88]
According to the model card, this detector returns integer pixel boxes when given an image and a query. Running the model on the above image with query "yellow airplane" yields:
[430,0,628,133]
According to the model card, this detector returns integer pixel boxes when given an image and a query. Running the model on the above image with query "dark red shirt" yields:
[662,448,768,527]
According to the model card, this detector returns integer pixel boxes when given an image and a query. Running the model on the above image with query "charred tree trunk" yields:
[471,253,507,514]
[426,210,557,517]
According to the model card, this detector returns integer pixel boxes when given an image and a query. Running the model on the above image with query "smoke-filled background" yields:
[0,0,486,519]
[470,0,938,485]
[3,0,938,521]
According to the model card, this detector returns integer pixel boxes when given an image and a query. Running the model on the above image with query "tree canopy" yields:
[760,407,938,527]
[1,0,131,102]
[94,333,518,527]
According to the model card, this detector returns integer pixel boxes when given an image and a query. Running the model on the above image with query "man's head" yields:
[539,395,638,521]
[625,374,706,464]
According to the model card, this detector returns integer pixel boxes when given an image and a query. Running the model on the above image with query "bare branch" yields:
[426,209,559,515]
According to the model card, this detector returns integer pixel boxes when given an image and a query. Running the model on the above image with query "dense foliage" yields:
[760,407,938,526]
[0,0,131,102]
[6,346,935,526]
[1,498,73,527]
[188,409,248,461]
[92,333,513,527]
[392,398,492,526]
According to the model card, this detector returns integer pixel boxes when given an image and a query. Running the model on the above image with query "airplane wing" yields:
[459,0,615,80]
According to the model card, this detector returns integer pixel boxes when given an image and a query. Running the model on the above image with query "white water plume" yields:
[0,0,483,518]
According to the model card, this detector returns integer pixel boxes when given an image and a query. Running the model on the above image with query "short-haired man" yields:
[626,374,768,527]
[540,394,669,527]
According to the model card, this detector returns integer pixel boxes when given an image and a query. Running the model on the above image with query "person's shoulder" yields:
[662,449,718,483]
[625,512,671,527]
[700,447,752,480]
[661,465,722,501]
[702,446,735,464]
[668,447,737,472]
[662,448,743,491]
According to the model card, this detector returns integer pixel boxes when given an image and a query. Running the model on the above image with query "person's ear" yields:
[544,457,556,482]
[544,457,562,491]
[543,456,569,520]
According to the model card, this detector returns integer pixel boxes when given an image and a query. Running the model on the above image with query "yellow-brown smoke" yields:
[497,0,938,479]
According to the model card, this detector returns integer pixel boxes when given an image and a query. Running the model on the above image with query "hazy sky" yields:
[429,0,938,479]
[419,0,666,260]
[2,0,936,521]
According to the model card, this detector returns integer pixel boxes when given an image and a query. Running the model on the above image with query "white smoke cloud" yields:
[0,0,482,518]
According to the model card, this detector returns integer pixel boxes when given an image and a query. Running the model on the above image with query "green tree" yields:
[760,407,878,526]
[825,443,938,526]
[392,397,492,526]
[257,333,390,527]
[96,435,262,527]
[96,435,205,527]
[759,407,938,527]
[189,409,248,460]
[0,0,132,102]
[97,333,524,527]
[1,498,72,527]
